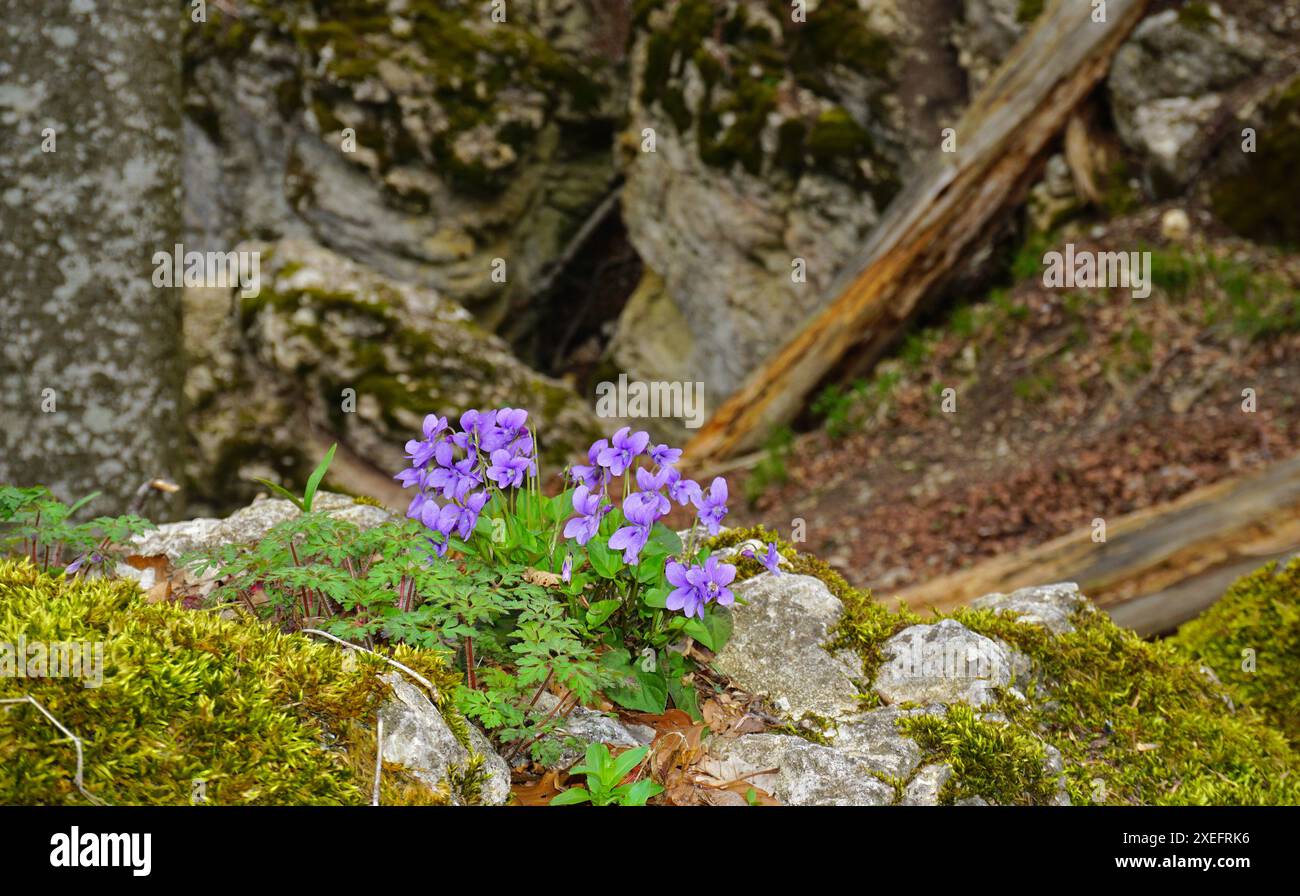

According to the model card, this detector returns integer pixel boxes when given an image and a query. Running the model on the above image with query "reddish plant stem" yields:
[464,634,477,690]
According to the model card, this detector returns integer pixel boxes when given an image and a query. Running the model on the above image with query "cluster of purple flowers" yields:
[665,556,736,619]
[395,408,536,557]
[564,427,729,565]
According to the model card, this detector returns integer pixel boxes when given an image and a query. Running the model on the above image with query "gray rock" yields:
[533,692,655,768]
[183,1,624,330]
[183,238,600,512]
[1108,6,1266,187]
[901,763,953,806]
[873,619,1015,707]
[831,705,943,780]
[713,574,864,722]
[379,673,510,806]
[134,492,395,562]
[971,582,1090,635]
[708,734,895,807]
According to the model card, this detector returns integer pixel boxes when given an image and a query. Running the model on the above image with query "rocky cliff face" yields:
[183,0,628,330]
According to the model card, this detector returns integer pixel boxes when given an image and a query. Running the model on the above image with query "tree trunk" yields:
[0,0,183,513]
[684,0,1150,467]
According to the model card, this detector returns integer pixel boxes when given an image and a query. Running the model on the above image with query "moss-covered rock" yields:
[184,0,626,327]
[0,558,485,805]
[183,238,602,514]
[706,526,1300,805]
[1170,557,1300,750]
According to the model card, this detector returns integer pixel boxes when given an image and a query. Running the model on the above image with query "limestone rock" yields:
[901,763,954,806]
[134,492,394,562]
[713,574,864,722]
[532,692,656,768]
[184,0,627,329]
[707,734,895,807]
[873,619,1016,707]
[183,238,601,513]
[971,582,1090,635]
[380,673,511,806]
[831,705,942,780]
[1108,6,1266,188]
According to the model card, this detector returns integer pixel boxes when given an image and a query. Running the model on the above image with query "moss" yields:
[1176,1,1218,32]
[952,604,1300,805]
[188,0,611,197]
[638,0,896,186]
[1015,0,1046,24]
[1170,558,1300,750]
[899,704,1058,805]
[0,559,481,805]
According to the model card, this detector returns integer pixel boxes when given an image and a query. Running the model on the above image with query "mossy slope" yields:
[0,559,464,805]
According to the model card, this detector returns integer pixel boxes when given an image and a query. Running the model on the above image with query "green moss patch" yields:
[898,704,1058,805]
[0,559,466,805]
[1170,557,1300,750]
[954,604,1300,805]
[637,0,897,195]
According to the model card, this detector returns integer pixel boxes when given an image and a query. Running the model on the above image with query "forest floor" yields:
[730,207,1300,599]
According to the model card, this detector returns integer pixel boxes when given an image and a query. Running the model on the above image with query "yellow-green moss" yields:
[0,560,473,805]
[899,704,1058,805]
[1169,557,1300,750]
[952,604,1300,805]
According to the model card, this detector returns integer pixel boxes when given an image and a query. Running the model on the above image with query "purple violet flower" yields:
[692,476,729,535]
[664,467,702,507]
[741,542,783,576]
[563,485,609,546]
[429,456,481,502]
[487,447,533,489]
[608,499,657,564]
[665,556,737,619]
[570,438,610,491]
[597,426,650,477]
[431,491,490,542]
[623,466,671,520]
[649,443,682,467]
[561,554,573,584]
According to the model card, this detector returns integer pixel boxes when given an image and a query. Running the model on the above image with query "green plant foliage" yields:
[1170,557,1300,750]
[0,559,469,805]
[550,743,662,806]
[0,485,154,577]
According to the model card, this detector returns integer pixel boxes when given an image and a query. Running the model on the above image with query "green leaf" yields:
[619,778,663,806]
[642,586,670,609]
[302,443,337,512]
[549,787,593,806]
[607,745,649,783]
[601,650,669,714]
[585,599,621,628]
[253,478,304,511]
[649,525,683,554]
[683,609,733,652]
[66,492,101,515]
[587,538,619,579]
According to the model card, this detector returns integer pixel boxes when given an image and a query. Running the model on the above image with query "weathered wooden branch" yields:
[684,0,1150,466]
[882,454,1300,636]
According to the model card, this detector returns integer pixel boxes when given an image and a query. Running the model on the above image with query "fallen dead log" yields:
[881,453,1300,636]
[684,0,1150,466]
